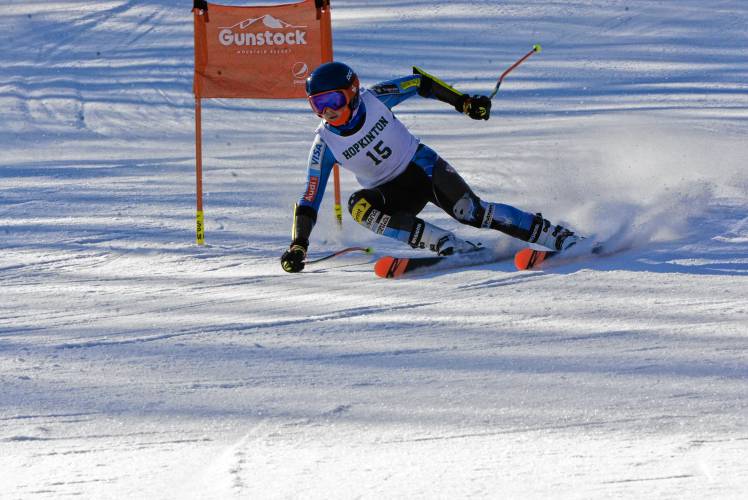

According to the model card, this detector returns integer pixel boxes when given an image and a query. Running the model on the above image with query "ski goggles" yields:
[308,89,351,114]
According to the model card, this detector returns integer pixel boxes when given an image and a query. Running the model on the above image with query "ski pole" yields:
[304,246,373,265]
[488,44,542,99]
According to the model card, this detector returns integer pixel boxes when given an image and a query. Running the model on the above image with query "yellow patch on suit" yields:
[351,198,371,223]
[400,78,419,90]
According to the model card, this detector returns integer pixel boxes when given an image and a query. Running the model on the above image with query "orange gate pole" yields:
[195,96,205,245]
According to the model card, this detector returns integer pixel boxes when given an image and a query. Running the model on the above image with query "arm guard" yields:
[291,203,317,249]
[413,66,491,120]
[412,66,465,111]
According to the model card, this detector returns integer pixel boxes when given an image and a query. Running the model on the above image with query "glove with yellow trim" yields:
[458,95,491,120]
[281,243,307,273]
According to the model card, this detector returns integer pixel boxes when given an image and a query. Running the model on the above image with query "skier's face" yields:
[321,107,345,123]
[308,86,357,127]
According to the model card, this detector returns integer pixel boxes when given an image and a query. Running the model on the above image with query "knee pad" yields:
[452,193,481,224]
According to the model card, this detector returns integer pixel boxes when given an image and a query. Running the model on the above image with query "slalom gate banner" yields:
[192,1,335,244]
[193,0,332,98]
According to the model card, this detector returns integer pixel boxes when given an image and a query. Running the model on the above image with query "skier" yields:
[281,61,579,273]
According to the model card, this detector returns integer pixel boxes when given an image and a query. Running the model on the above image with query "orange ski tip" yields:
[514,248,534,270]
[374,256,409,278]
[374,257,394,278]
[514,248,548,270]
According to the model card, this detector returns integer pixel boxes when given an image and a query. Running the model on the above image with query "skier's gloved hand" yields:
[457,95,491,120]
[281,244,307,273]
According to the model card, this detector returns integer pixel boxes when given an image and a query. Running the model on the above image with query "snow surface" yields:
[1,0,747,498]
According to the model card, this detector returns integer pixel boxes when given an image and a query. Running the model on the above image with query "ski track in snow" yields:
[1,1,747,498]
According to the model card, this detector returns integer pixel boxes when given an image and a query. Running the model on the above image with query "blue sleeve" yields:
[297,135,336,212]
[369,75,423,109]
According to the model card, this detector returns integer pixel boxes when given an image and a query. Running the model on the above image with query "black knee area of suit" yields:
[348,190,381,212]
[348,191,369,213]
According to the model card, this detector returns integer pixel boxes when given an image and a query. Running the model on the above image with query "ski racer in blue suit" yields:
[281,61,579,273]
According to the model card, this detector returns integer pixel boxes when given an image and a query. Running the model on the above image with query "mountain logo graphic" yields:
[221,15,307,30]
[218,14,309,47]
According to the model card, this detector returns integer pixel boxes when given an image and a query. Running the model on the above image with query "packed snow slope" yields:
[1,1,747,498]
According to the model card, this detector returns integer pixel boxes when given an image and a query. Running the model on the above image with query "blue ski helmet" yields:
[306,62,360,126]
[306,61,358,96]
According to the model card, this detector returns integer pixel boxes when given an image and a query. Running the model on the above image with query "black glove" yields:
[457,95,491,120]
[281,244,307,273]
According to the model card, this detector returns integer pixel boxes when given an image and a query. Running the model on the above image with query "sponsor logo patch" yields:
[310,142,323,166]
[409,221,424,247]
[481,203,495,228]
[303,176,319,202]
[376,215,391,234]
[371,83,399,95]
[351,198,371,223]
[365,209,380,228]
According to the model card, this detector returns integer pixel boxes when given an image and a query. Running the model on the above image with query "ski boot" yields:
[434,234,481,256]
[528,213,579,251]
[411,220,479,256]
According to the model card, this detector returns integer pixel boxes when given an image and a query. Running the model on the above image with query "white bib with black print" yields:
[317,89,420,188]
